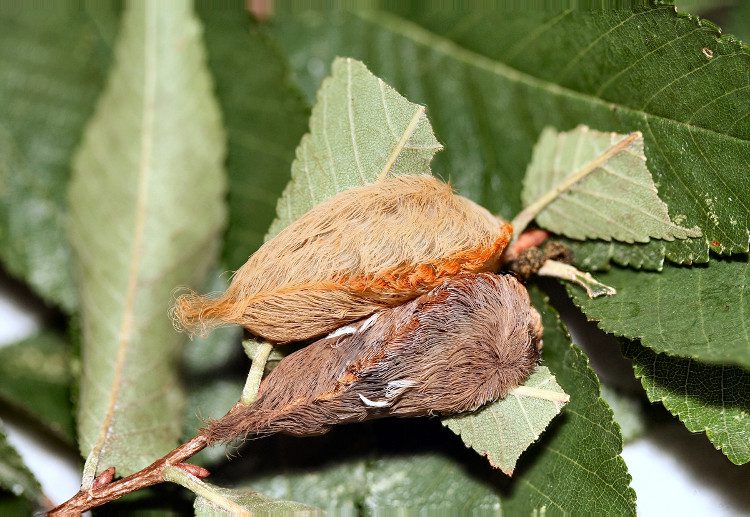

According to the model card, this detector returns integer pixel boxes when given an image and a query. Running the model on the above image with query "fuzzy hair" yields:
[173,175,512,343]
[203,273,543,443]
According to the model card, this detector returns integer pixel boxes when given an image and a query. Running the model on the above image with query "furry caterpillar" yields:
[203,273,542,442]
[174,175,513,343]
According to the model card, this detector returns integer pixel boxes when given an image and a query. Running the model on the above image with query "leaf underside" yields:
[522,125,701,243]
[443,366,567,476]
[194,483,320,516]
[623,340,750,465]
[71,0,226,479]
[266,56,442,237]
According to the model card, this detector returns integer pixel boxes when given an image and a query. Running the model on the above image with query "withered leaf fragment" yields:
[174,175,512,342]
[203,273,542,443]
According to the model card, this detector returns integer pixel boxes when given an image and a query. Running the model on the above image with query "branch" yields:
[47,434,209,515]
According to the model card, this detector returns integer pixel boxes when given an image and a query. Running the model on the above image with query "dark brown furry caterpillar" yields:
[203,273,543,443]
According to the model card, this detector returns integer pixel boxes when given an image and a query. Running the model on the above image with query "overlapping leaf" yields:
[569,257,750,368]
[270,5,750,262]
[0,332,74,443]
[70,0,226,481]
[623,340,750,464]
[521,126,701,243]
[0,3,117,311]
[266,56,442,236]
[443,366,567,476]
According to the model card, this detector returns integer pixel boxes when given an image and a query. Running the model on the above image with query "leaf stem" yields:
[510,131,641,244]
[241,340,273,404]
[163,466,249,516]
[511,385,570,403]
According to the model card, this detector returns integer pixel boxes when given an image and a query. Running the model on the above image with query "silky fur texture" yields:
[203,273,543,443]
[174,175,512,343]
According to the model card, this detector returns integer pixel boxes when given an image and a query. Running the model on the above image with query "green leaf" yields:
[0,419,42,506]
[727,1,750,43]
[443,366,568,476]
[516,290,635,515]
[0,332,75,444]
[0,3,117,311]
[244,424,508,515]
[70,0,226,481]
[269,6,750,261]
[0,492,33,515]
[266,56,442,237]
[568,256,750,368]
[196,2,310,270]
[623,340,750,464]
[194,484,320,516]
[520,126,700,243]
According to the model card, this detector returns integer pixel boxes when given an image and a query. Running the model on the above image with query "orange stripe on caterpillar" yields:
[172,175,513,343]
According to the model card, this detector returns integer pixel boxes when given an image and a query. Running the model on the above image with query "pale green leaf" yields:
[623,340,750,464]
[568,257,750,368]
[521,125,701,243]
[267,56,442,237]
[0,419,42,506]
[0,332,75,444]
[443,366,568,476]
[70,0,226,481]
[0,3,117,311]
[194,484,320,516]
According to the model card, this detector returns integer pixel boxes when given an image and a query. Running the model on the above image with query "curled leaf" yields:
[202,273,542,442]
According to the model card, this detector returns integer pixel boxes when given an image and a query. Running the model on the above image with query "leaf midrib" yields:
[355,8,750,147]
[84,2,157,483]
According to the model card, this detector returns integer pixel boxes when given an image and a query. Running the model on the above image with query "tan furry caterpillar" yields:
[203,273,542,443]
[174,175,513,343]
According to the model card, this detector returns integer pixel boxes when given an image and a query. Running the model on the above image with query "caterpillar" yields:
[203,273,542,443]
[173,175,513,343]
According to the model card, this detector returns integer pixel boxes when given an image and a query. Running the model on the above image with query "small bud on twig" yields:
[175,463,210,479]
[92,467,116,490]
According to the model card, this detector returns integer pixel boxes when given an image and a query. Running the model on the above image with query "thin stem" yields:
[163,466,249,516]
[47,434,208,515]
[510,131,641,244]
[241,340,273,404]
